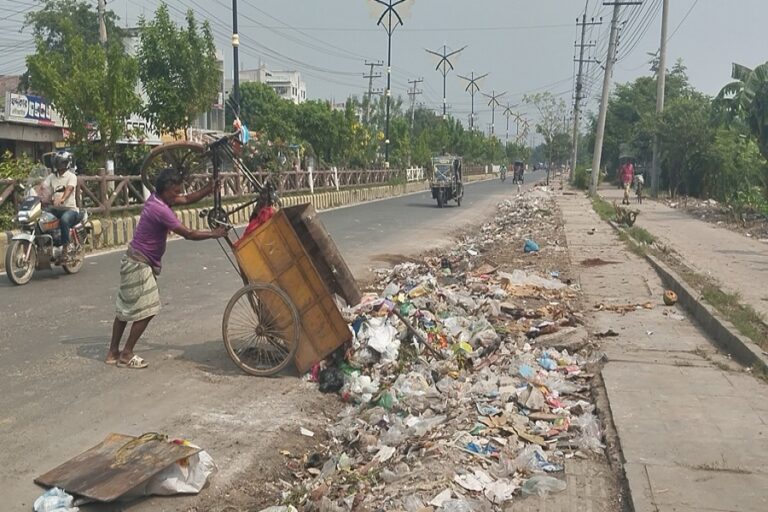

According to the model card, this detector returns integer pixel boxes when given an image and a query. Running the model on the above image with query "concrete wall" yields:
[1,176,493,272]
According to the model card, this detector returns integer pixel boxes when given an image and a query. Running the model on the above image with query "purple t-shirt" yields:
[129,194,182,269]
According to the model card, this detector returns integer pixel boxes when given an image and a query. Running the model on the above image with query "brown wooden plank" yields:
[283,204,361,305]
[34,433,200,502]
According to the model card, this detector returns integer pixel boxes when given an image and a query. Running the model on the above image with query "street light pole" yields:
[231,0,240,116]
[374,0,407,168]
[426,44,467,120]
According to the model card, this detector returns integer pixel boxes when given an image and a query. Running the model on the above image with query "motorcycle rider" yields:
[42,151,79,260]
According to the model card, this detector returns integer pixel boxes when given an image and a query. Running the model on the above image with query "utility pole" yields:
[482,89,506,137]
[231,0,241,116]
[571,9,601,181]
[97,0,107,45]
[457,71,488,130]
[407,77,423,132]
[589,1,641,195]
[426,44,467,119]
[650,0,669,197]
[363,60,383,126]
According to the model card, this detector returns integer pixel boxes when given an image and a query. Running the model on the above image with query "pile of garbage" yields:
[265,188,604,511]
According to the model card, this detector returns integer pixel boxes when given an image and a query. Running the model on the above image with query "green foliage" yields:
[138,2,220,136]
[25,3,139,168]
[21,0,122,91]
[716,61,768,162]
[233,87,508,170]
[0,151,36,180]
[523,92,569,165]
[591,196,614,221]
[0,151,39,230]
[627,226,655,245]
[573,166,590,190]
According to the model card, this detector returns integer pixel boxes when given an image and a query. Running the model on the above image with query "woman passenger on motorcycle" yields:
[42,152,79,260]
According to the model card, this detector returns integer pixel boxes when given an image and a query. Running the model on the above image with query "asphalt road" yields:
[0,172,544,510]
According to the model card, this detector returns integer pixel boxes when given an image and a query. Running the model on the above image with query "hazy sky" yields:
[2,0,767,133]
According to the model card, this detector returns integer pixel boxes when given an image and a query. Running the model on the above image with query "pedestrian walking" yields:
[620,159,634,205]
[106,169,227,369]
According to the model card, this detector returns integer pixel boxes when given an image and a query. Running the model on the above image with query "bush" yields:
[573,166,589,190]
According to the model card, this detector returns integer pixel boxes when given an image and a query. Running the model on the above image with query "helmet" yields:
[53,151,73,172]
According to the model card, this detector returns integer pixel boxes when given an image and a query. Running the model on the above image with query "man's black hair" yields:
[155,168,183,195]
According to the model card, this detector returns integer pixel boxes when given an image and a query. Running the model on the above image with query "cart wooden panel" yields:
[234,206,352,373]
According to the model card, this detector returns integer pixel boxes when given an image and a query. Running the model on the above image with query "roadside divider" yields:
[0,174,496,272]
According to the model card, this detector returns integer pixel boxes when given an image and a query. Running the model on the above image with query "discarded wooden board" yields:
[35,433,200,502]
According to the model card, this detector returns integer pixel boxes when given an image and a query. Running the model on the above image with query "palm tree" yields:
[716,62,768,161]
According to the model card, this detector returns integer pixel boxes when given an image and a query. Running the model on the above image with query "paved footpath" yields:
[557,189,768,512]
[599,186,768,321]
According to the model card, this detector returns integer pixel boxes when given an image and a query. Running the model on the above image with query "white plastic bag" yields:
[126,448,217,497]
[33,487,78,512]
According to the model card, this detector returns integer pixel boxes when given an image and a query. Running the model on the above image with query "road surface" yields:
[0,173,544,510]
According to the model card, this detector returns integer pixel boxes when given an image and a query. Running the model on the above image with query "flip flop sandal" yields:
[118,355,148,369]
[105,359,118,366]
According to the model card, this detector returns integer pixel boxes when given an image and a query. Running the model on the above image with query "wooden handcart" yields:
[223,203,360,376]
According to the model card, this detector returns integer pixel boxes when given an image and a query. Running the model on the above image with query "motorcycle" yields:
[500,165,507,182]
[5,166,92,285]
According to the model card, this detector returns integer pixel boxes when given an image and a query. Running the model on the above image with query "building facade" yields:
[0,76,66,160]
[228,64,307,104]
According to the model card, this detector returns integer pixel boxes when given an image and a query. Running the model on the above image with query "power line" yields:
[667,0,699,42]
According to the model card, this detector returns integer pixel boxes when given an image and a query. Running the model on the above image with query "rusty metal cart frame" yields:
[140,132,359,377]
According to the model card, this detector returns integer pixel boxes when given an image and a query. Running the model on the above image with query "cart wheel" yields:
[140,142,211,194]
[222,283,300,377]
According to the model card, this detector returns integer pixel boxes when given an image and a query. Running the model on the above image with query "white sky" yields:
[2,0,766,132]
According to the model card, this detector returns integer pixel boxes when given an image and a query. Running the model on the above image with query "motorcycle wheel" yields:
[5,240,36,285]
[62,245,85,275]
[437,190,445,208]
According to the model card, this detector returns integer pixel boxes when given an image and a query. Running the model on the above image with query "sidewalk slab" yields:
[557,189,768,512]
[599,186,768,321]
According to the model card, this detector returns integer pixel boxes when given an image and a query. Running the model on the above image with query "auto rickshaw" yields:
[430,156,463,208]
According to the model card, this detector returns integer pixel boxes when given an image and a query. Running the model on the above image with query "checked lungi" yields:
[115,255,161,322]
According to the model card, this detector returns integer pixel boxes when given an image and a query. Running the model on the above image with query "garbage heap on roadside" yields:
[268,187,605,512]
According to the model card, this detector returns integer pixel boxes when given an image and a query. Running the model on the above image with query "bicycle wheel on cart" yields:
[140,142,212,194]
[222,283,300,376]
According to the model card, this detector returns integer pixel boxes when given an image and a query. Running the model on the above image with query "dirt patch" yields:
[663,198,768,240]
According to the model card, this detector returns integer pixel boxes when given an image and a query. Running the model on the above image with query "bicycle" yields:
[139,127,274,231]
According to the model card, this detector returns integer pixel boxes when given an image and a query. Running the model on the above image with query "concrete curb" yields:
[0,175,497,272]
[608,220,768,372]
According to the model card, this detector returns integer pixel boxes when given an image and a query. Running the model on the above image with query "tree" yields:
[236,82,298,143]
[523,92,568,170]
[716,62,768,162]
[21,0,122,92]
[26,15,139,168]
[137,2,219,137]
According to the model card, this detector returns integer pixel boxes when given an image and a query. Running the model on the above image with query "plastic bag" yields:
[343,372,380,403]
[319,367,345,393]
[440,499,472,512]
[33,487,78,512]
[573,412,605,452]
[359,317,400,361]
[126,448,216,496]
[521,475,567,496]
[513,445,562,473]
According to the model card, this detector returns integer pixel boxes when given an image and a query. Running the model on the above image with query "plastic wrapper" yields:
[521,475,567,496]
[573,412,605,452]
